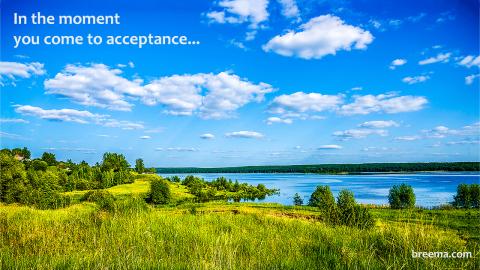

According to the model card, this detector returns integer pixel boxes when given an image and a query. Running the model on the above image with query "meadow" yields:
[1,175,478,270]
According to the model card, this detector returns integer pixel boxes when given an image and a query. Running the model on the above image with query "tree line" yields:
[156,162,480,174]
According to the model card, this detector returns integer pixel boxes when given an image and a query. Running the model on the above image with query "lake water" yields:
[159,172,480,207]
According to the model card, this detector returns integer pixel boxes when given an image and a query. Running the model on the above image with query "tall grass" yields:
[0,200,477,269]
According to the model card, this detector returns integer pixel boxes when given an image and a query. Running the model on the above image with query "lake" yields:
[159,172,480,207]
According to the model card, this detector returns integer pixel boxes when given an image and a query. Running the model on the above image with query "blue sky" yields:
[1,0,479,167]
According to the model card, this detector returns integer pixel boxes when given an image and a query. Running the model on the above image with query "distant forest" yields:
[156,162,480,174]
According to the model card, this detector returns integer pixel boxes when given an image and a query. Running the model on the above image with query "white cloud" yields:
[44,64,144,111]
[446,140,480,145]
[128,61,135,68]
[0,61,45,81]
[45,64,274,119]
[15,105,103,124]
[266,116,293,125]
[402,75,430,84]
[139,135,151,139]
[14,105,144,129]
[339,93,428,115]
[277,0,300,20]
[263,15,373,59]
[0,131,25,139]
[225,130,264,139]
[395,135,421,141]
[389,58,407,69]
[333,129,388,140]
[458,55,480,68]
[359,120,399,128]
[351,86,362,91]
[206,0,269,28]
[318,144,342,149]
[143,71,274,119]
[418,53,451,65]
[0,118,29,123]
[465,74,480,85]
[269,92,343,116]
[200,133,215,139]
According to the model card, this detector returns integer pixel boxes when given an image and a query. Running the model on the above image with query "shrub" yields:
[453,183,480,209]
[81,190,116,211]
[308,185,335,209]
[149,178,171,204]
[388,184,416,209]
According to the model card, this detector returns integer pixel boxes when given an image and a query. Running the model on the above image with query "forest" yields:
[156,162,480,174]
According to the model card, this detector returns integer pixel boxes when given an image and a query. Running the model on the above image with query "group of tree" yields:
[134,158,156,174]
[453,184,480,209]
[0,147,146,209]
[157,162,480,174]
[307,186,374,229]
[165,175,278,203]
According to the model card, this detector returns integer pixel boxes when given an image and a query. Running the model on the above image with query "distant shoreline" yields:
[156,162,480,174]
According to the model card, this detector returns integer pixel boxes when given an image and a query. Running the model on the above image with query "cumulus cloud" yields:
[339,93,428,115]
[45,64,274,119]
[206,0,269,28]
[225,130,264,139]
[0,61,45,82]
[458,55,480,68]
[269,92,343,116]
[277,0,300,20]
[0,118,29,124]
[418,53,451,65]
[318,144,342,149]
[402,75,430,84]
[139,135,151,139]
[359,120,399,128]
[14,105,143,129]
[389,58,407,69]
[44,64,144,111]
[265,116,293,125]
[143,72,274,119]
[465,74,480,85]
[200,133,215,139]
[333,129,388,140]
[263,15,373,59]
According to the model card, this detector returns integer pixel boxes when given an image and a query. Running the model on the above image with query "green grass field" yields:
[1,175,478,269]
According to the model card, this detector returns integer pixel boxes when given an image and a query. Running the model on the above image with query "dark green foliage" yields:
[453,184,480,209]
[101,152,130,172]
[81,190,115,211]
[30,160,48,171]
[293,193,303,206]
[12,147,30,159]
[41,152,57,166]
[135,158,145,174]
[307,187,374,229]
[388,184,416,209]
[156,162,480,174]
[149,179,171,205]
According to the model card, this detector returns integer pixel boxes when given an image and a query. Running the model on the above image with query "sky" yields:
[0,0,479,167]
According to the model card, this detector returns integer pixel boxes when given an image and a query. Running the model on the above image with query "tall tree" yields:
[135,158,145,174]
[41,152,57,166]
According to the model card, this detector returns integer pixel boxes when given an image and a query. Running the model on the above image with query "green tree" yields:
[149,178,171,204]
[293,193,303,206]
[12,147,31,159]
[135,158,145,174]
[41,152,57,166]
[337,190,356,226]
[453,184,480,209]
[101,152,130,172]
[308,185,335,209]
[31,160,48,171]
[388,184,416,209]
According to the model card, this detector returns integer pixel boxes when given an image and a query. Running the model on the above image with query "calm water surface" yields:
[159,172,480,207]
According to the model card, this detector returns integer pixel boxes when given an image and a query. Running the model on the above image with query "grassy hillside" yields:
[0,175,478,269]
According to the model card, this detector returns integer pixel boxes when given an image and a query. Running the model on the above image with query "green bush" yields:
[149,179,171,205]
[81,190,116,211]
[453,183,480,209]
[293,193,303,206]
[388,184,416,209]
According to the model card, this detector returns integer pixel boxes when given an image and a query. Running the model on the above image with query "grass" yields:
[1,175,478,269]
